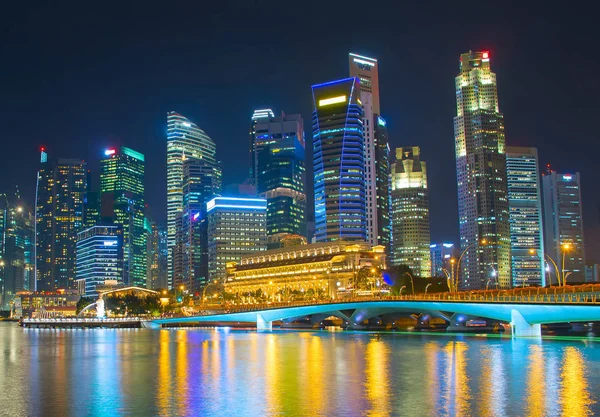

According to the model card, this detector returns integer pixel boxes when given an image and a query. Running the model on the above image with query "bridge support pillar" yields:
[510,309,541,338]
[141,321,161,330]
[256,314,272,332]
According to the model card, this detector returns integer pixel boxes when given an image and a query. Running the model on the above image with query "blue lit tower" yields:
[167,111,218,288]
[312,78,366,242]
[252,111,306,243]
[506,147,545,287]
[454,51,511,289]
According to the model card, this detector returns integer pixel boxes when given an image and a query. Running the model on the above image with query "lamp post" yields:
[442,269,451,292]
[425,283,432,295]
[564,272,573,286]
[399,285,406,295]
[405,272,415,295]
[201,280,219,306]
[561,243,571,287]
[529,248,562,286]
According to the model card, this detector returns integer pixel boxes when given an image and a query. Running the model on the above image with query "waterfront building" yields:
[12,289,80,318]
[349,53,390,248]
[454,51,511,289]
[430,243,456,278]
[224,241,386,301]
[175,158,221,293]
[100,147,146,287]
[76,225,123,296]
[542,169,585,283]
[167,111,219,287]
[35,151,87,291]
[311,77,366,242]
[252,111,306,243]
[506,147,545,287]
[207,196,267,281]
[390,147,431,276]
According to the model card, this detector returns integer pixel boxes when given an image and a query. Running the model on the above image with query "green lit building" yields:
[100,147,146,287]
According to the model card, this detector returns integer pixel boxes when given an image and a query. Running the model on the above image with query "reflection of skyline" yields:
[2,327,600,416]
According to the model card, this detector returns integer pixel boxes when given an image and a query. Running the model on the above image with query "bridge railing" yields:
[190,290,600,316]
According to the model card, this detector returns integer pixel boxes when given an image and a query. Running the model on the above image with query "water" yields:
[1,323,599,416]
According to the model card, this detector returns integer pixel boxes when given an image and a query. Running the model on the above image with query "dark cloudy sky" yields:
[1,1,599,259]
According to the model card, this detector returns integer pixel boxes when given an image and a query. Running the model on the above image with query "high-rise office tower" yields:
[251,111,306,245]
[145,217,159,290]
[312,77,366,242]
[76,225,123,296]
[390,147,431,276]
[100,147,146,287]
[35,151,87,291]
[506,147,545,287]
[249,109,275,184]
[454,51,511,289]
[430,243,456,278]
[167,111,218,288]
[349,53,390,248]
[84,190,100,229]
[542,169,585,283]
[207,196,267,281]
[174,158,222,293]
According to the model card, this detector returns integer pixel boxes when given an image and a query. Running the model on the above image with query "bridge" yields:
[151,288,600,337]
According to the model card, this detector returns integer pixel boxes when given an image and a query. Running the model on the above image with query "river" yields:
[0,323,598,416]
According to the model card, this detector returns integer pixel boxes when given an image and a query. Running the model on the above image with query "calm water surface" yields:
[1,322,599,416]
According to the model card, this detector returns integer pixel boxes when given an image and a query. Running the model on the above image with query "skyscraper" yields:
[207,197,267,281]
[249,109,275,184]
[167,111,218,288]
[35,151,87,291]
[76,225,123,296]
[100,147,145,287]
[312,77,366,242]
[390,147,431,276]
[506,147,545,287]
[454,51,511,289]
[430,243,456,278]
[542,169,585,283]
[252,111,306,244]
[348,53,390,248]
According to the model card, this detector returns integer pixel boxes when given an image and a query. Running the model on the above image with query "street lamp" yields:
[399,285,406,295]
[561,243,571,287]
[405,272,415,295]
[425,283,432,294]
[529,248,562,286]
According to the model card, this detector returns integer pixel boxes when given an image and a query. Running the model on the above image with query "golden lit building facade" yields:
[224,241,386,301]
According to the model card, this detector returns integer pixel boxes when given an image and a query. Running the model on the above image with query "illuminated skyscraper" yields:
[249,109,274,184]
[312,77,366,242]
[251,111,306,244]
[100,146,145,287]
[430,243,456,278]
[506,147,545,287]
[390,147,431,276]
[207,197,267,281]
[35,152,87,291]
[167,111,218,288]
[542,169,585,283]
[349,53,390,248]
[454,51,511,289]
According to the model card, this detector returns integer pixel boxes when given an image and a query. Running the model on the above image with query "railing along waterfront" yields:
[191,285,600,316]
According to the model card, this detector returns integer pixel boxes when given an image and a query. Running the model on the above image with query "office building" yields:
[390,147,431,276]
[542,169,585,283]
[251,111,306,243]
[84,190,100,229]
[249,108,274,184]
[76,225,123,296]
[312,78,366,242]
[430,243,456,278]
[585,265,599,283]
[100,147,146,287]
[207,196,267,281]
[506,147,545,287]
[349,53,390,248]
[454,51,511,289]
[36,151,87,291]
[145,217,160,290]
[167,111,219,287]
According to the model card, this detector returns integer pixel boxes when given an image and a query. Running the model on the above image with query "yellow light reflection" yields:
[175,330,189,415]
[306,335,326,415]
[156,330,170,415]
[443,341,471,417]
[560,346,593,417]
[364,338,391,416]
[265,334,282,415]
[425,342,440,416]
[525,345,546,417]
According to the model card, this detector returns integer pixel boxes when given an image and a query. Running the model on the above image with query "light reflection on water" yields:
[0,324,598,417]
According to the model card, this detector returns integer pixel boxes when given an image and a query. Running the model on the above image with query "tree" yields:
[76,296,95,314]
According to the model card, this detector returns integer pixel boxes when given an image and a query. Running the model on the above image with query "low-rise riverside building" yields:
[224,241,386,302]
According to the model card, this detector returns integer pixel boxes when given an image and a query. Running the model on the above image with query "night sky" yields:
[1,2,599,260]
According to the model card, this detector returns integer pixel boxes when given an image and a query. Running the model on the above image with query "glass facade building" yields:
[207,197,267,281]
[76,225,123,296]
[390,147,431,276]
[35,154,87,291]
[542,170,585,283]
[252,111,306,243]
[454,51,511,289]
[167,111,218,288]
[312,77,366,242]
[430,243,456,278]
[100,147,145,287]
[506,147,545,287]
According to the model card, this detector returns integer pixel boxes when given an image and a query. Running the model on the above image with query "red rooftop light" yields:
[482,52,489,59]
